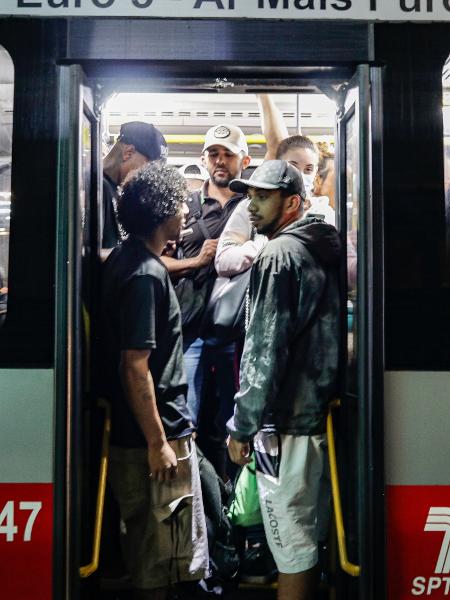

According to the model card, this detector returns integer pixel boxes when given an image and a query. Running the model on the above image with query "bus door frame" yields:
[54,56,386,600]
[336,64,385,600]
[55,63,101,600]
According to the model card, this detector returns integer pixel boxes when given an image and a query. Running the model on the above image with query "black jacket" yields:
[227,217,341,442]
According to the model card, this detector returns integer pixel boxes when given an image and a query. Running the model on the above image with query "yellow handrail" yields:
[164,133,267,145]
[327,399,361,577]
[79,399,111,578]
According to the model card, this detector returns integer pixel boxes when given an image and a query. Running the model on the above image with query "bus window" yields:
[0,46,13,326]
[346,111,358,390]
[104,92,335,169]
[442,57,450,282]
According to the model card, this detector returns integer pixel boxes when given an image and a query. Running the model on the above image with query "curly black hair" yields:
[117,163,188,237]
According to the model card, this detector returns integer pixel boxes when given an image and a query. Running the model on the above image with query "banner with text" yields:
[2,0,450,21]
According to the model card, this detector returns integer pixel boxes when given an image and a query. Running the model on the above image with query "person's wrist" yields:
[148,436,166,450]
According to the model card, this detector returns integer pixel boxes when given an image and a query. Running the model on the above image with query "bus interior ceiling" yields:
[82,59,354,161]
[103,90,337,165]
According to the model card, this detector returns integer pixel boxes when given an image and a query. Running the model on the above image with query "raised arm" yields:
[257,94,290,160]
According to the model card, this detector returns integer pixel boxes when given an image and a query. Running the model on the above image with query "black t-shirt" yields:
[100,236,192,447]
[102,173,121,250]
[181,185,244,265]
[177,185,244,337]
[180,184,244,291]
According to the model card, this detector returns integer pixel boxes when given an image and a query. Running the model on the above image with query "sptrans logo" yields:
[387,487,450,599]
[411,507,450,596]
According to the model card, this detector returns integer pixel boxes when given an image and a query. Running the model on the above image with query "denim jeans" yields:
[203,339,238,437]
[183,336,205,426]
[183,336,238,478]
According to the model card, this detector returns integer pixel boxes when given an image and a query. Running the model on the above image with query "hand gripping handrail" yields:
[327,399,361,577]
[79,398,111,578]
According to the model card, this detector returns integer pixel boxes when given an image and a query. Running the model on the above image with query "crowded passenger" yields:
[216,95,335,279]
[306,141,336,225]
[213,99,340,592]
[215,113,304,277]
[101,121,168,254]
[314,142,336,209]
[161,123,251,481]
[258,93,336,223]
[99,100,341,597]
[178,162,209,192]
[227,160,341,600]
[100,162,208,600]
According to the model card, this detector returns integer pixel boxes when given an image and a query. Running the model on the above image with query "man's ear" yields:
[200,153,207,167]
[285,193,302,215]
[121,143,135,162]
[241,155,251,170]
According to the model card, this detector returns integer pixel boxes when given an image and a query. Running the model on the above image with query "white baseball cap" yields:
[178,163,209,181]
[202,123,248,155]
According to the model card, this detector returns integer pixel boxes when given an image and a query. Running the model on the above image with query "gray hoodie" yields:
[227,217,341,442]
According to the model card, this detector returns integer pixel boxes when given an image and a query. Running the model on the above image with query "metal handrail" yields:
[327,399,361,577]
[79,399,111,578]
[164,133,267,145]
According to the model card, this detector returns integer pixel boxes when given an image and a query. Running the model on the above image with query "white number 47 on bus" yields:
[0,500,42,542]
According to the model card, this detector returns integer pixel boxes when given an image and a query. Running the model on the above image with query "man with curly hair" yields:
[100,163,208,600]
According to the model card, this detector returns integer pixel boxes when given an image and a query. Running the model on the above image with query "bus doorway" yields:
[56,63,383,600]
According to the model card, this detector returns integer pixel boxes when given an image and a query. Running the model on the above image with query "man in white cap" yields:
[161,123,251,479]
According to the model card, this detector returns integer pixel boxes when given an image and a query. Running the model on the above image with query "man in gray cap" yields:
[102,121,168,253]
[227,160,341,600]
[161,123,251,480]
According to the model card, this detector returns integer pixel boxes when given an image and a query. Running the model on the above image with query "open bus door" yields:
[55,64,101,600]
[53,61,387,600]
[335,64,385,600]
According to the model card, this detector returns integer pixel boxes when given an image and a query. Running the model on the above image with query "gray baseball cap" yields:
[229,160,306,197]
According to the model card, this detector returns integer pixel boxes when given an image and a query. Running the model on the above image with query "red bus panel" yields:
[0,483,53,600]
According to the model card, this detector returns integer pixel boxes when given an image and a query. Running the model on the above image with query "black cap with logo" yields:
[117,121,168,162]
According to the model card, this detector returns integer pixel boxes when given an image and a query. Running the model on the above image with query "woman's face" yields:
[280,146,319,177]
[280,146,319,198]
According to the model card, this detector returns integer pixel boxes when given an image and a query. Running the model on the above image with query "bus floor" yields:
[98,582,330,599]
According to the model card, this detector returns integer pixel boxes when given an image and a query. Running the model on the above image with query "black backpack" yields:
[174,194,213,328]
[196,446,240,582]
